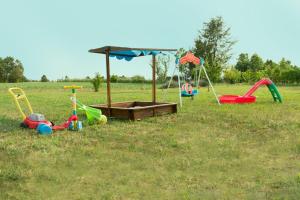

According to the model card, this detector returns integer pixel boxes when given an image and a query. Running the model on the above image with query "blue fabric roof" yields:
[109,50,162,61]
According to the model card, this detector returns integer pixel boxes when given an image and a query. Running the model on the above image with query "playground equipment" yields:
[180,83,199,99]
[219,78,282,104]
[166,52,220,107]
[8,86,83,134]
[89,46,177,120]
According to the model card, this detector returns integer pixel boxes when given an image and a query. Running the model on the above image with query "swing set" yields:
[166,52,220,107]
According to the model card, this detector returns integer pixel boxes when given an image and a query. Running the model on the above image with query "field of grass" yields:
[0,82,300,199]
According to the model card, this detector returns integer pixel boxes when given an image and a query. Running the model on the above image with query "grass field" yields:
[0,82,300,199]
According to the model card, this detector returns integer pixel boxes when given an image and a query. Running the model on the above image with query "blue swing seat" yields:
[181,89,199,97]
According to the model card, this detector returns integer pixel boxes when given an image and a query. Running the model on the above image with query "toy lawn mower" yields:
[8,86,83,135]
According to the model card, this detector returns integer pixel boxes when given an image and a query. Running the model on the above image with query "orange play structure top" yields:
[179,52,200,65]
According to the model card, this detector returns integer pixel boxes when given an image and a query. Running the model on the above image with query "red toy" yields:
[23,116,52,129]
[219,78,282,104]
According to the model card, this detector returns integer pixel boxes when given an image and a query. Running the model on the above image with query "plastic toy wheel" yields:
[36,123,52,135]
[20,122,28,128]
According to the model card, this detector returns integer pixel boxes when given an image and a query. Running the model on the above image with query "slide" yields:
[219,78,282,104]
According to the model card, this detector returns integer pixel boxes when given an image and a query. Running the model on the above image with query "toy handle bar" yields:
[8,87,33,120]
[63,85,82,89]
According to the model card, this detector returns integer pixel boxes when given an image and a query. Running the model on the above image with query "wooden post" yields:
[152,54,156,104]
[105,49,112,115]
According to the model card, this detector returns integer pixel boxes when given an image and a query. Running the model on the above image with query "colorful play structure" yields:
[166,52,220,107]
[8,86,107,134]
[219,78,282,104]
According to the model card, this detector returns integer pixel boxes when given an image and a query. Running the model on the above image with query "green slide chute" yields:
[267,83,282,103]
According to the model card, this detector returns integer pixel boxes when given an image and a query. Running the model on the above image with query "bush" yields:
[91,73,103,92]
[198,79,208,87]
[40,75,49,82]
[111,75,118,83]
[223,69,241,84]
[131,75,145,83]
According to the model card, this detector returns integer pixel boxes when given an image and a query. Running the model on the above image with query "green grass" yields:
[0,82,300,199]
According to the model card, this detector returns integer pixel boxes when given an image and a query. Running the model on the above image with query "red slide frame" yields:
[219,79,273,104]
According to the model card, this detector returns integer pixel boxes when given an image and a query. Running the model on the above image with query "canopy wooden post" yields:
[152,54,156,103]
[105,49,112,116]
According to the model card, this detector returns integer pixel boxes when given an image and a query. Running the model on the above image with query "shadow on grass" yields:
[0,115,23,133]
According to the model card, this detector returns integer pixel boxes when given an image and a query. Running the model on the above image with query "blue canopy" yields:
[89,46,177,62]
[109,50,162,61]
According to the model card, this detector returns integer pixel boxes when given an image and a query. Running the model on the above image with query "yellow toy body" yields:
[8,87,34,120]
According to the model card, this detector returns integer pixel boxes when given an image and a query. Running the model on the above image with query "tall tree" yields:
[249,54,264,72]
[194,16,236,81]
[235,53,250,72]
[235,53,250,81]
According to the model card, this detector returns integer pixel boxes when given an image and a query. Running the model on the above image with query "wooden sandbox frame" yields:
[89,46,178,120]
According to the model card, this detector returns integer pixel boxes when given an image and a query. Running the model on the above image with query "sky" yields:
[0,0,300,80]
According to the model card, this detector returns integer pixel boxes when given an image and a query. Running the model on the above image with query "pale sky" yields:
[0,0,299,80]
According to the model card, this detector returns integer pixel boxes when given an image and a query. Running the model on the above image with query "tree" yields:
[194,16,236,81]
[249,54,264,72]
[0,57,5,82]
[278,58,293,71]
[235,53,250,72]
[235,53,250,81]
[278,58,293,84]
[0,56,26,83]
[8,66,24,83]
[64,76,70,82]
[264,59,279,82]
[41,75,49,82]
[150,55,171,83]
[156,55,171,83]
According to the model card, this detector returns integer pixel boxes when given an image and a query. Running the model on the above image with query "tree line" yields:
[224,54,300,84]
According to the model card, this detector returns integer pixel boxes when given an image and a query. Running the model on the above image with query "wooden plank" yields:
[152,55,156,103]
[133,108,155,120]
[105,49,112,116]
[90,101,177,120]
